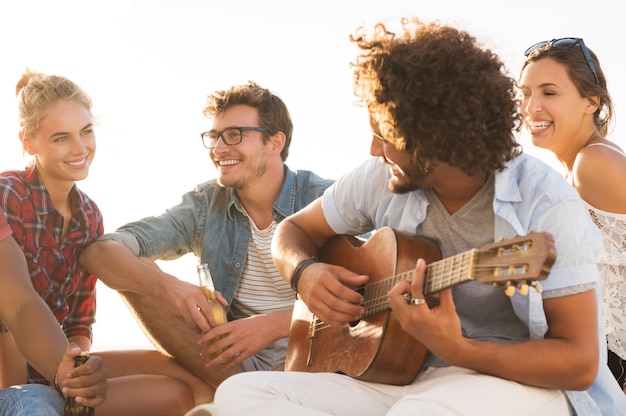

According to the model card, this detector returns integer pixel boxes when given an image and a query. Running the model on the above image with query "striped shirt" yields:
[229,220,295,319]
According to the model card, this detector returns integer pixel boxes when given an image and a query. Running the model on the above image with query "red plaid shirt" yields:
[0,166,103,383]
[0,210,11,240]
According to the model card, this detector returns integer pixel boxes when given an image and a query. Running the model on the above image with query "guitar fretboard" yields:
[362,249,478,317]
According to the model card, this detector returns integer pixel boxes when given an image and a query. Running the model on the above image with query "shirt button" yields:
[235,262,241,268]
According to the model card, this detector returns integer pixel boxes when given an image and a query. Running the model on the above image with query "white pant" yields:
[198,366,571,416]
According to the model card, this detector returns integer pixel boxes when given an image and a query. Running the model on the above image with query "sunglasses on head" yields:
[524,37,599,85]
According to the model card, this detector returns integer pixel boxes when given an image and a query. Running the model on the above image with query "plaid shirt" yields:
[0,166,103,383]
[0,210,10,240]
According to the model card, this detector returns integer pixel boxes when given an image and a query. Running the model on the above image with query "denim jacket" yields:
[108,165,334,308]
[323,154,626,416]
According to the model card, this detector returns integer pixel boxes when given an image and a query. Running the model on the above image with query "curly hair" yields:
[16,69,93,138]
[350,18,522,175]
[203,81,293,161]
[520,42,613,137]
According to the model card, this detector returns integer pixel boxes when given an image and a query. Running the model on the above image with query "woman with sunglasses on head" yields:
[0,69,214,414]
[519,38,626,394]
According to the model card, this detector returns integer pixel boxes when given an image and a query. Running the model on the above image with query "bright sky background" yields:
[1,0,624,350]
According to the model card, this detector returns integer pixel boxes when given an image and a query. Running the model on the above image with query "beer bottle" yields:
[64,351,94,416]
[197,263,227,360]
[197,263,227,325]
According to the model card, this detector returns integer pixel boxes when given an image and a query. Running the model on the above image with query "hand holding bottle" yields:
[197,263,228,326]
[63,352,95,416]
[197,263,229,361]
[56,344,107,412]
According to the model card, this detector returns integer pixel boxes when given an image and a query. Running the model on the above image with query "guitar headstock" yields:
[474,232,556,296]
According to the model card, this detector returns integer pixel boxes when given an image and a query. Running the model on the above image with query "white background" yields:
[0,0,624,350]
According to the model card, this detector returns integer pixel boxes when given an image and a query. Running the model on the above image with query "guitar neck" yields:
[362,249,478,317]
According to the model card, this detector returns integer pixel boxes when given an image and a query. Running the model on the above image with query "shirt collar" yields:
[225,164,295,221]
[24,165,88,227]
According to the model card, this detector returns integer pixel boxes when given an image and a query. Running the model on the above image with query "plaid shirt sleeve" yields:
[62,270,98,340]
[61,192,104,340]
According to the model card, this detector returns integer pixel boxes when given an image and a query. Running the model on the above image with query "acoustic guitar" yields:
[284,227,556,385]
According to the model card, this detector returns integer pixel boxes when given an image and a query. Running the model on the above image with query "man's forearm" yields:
[80,239,165,296]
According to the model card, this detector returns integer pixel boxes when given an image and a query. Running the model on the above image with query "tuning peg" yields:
[532,281,543,293]
[517,282,529,296]
[504,283,516,297]
[499,234,521,241]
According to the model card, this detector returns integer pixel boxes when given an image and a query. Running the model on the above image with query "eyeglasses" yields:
[200,127,267,149]
[524,37,599,85]
[372,131,391,144]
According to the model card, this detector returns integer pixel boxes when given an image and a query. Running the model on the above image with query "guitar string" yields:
[307,238,542,332]
[309,263,530,332]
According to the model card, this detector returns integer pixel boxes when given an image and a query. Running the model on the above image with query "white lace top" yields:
[586,202,626,360]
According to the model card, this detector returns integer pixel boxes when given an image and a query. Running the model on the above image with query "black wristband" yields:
[290,257,319,292]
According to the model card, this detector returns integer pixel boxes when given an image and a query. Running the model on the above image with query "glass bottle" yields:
[197,263,228,360]
[64,352,94,416]
[197,263,227,325]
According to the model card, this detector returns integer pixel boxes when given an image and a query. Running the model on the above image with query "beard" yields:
[387,160,432,194]
[216,152,268,190]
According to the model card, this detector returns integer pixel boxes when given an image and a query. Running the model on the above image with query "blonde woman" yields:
[0,69,213,415]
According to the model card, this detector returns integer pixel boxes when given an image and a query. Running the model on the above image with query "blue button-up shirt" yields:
[108,165,334,308]
[322,154,626,415]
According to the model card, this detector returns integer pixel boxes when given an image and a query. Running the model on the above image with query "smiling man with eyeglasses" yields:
[79,81,334,398]
[201,126,267,149]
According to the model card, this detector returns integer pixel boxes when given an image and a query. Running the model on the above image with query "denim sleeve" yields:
[97,232,142,255]
[115,189,205,260]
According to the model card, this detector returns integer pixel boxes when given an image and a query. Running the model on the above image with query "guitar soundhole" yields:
[348,285,365,327]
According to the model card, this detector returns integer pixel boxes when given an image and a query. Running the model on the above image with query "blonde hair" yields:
[16,69,93,138]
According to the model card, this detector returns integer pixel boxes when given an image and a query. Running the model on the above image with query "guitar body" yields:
[285,227,555,385]
[285,227,442,385]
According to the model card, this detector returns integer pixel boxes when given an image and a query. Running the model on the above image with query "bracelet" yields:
[290,257,319,292]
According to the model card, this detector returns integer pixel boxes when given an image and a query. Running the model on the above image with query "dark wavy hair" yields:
[350,18,522,175]
[520,41,613,137]
[203,81,293,161]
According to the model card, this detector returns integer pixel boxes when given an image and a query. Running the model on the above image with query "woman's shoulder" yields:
[0,168,26,182]
[0,169,29,197]
[577,140,626,168]
[573,141,626,213]
[583,141,626,156]
[575,140,626,179]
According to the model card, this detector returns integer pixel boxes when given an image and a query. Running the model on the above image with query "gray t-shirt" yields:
[418,174,529,368]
